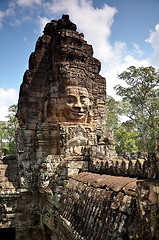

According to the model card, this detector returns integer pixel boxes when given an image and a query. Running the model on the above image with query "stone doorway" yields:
[0,227,15,240]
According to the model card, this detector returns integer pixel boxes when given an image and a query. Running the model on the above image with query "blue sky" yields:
[0,0,159,120]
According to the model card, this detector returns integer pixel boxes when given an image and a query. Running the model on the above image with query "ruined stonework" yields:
[16,14,118,192]
[1,15,159,240]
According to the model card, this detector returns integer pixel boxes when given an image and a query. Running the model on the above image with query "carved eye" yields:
[80,96,88,104]
[67,95,76,104]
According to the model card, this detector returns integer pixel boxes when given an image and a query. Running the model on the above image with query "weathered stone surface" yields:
[1,15,159,240]
[16,13,111,190]
[60,173,138,240]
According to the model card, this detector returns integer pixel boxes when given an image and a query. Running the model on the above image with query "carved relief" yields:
[57,86,92,123]
[16,14,111,188]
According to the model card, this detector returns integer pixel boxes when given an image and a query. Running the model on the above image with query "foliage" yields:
[0,121,8,155]
[114,125,139,154]
[106,95,122,130]
[114,66,159,153]
[0,104,18,156]
[106,95,140,154]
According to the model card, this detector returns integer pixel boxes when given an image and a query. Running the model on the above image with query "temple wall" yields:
[59,173,138,240]
[0,158,42,240]
[0,15,159,240]
[51,172,159,240]
[1,157,159,240]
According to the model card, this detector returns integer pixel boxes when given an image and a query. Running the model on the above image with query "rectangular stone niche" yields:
[0,227,15,240]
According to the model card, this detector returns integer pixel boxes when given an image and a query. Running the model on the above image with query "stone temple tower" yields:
[1,14,159,240]
[16,14,116,189]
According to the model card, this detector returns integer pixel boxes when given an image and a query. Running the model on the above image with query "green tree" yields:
[115,125,139,154]
[0,121,8,154]
[106,95,122,130]
[106,95,138,154]
[115,66,159,152]
[5,104,18,156]
[0,104,18,156]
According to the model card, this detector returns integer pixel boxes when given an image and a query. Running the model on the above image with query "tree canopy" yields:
[113,66,159,153]
[0,104,18,156]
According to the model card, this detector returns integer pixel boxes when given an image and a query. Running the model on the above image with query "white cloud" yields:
[132,42,143,56]
[0,88,18,121]
[9,18,21,27]
[0,2,15,29]
[0,10,4,29]
[145,23,159,68]
[16,0,42,7]
[104,54,149,98]
[146,24,159,48]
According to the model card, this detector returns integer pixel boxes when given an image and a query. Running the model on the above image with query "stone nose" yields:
[74,98,82,109]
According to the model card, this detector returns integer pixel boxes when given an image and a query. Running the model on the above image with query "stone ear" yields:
[57,96,65,105]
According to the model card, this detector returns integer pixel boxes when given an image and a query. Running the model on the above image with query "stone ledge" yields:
[71,172,139,195]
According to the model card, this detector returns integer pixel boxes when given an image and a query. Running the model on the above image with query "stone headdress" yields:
[17,15,106,128]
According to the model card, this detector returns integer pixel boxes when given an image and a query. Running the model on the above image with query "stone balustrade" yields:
[82,146,159,179]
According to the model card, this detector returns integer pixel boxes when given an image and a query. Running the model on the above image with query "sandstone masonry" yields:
[0,15,159,240]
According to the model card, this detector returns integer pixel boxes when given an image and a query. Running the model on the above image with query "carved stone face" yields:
[62,86,91,122]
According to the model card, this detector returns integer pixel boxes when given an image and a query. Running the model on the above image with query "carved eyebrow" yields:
[80,95,88,98]
[66,95,77,102]
[79,91,89,95]
[66,94,77,98]
[80,95,89,100]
